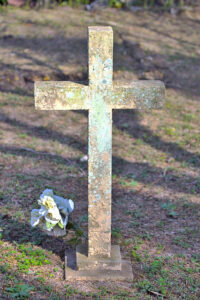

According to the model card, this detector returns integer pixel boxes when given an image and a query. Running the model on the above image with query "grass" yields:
[16,244,51,272]
[5,284,35,299]
[0,4,199,300]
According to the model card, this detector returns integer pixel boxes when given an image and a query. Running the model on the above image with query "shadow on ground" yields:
[0,32,200,96]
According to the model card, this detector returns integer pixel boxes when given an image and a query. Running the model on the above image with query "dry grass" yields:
[0,6,200,299]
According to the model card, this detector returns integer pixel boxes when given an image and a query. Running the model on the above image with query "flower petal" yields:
[48,206,62,220]
[67,199,74,213]
[45,214,60,225]
[54,196,74,215]
[31,209,41,227]
[62,215,69,228]
[39,206,48,216]
[41,189,54,198]
[38,189,54,205]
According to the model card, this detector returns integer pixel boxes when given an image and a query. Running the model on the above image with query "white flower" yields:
[30,189,74,233]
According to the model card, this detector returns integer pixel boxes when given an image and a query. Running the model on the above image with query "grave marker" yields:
[35,27,165,280]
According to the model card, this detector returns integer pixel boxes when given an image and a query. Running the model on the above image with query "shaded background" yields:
[0,4,200,299]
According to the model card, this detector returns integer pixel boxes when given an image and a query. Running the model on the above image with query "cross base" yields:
[65,244,133,281]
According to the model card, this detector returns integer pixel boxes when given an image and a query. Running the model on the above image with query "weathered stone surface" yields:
[35,26,165,260]
[35,82,89,110]
[88,27,113,257]
[35,80,165,111]
[112,80,165,109]
[76,244,121,270]
[65,248,133,281]
[88,27,113,88]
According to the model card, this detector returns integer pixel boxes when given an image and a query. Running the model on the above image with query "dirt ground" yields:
[0,5,200,299]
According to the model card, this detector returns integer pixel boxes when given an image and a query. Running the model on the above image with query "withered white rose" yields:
[31,189,74,233]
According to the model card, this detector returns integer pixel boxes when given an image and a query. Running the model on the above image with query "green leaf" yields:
[75,229,84,237]
[46,221,55,230]
[58,221,64,229]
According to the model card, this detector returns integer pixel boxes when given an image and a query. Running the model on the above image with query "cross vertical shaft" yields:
[88,27,113,257]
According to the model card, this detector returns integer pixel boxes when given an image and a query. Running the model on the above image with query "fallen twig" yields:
[148,290,165,298]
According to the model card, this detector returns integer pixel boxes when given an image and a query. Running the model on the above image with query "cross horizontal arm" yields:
[112,80,165,109]
[35,81,89,110]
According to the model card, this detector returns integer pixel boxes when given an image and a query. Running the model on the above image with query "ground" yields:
[0,5,200,299]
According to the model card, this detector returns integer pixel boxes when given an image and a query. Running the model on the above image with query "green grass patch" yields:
[5,284,35,299]
[120,178,139,187]
[16,244,50,272]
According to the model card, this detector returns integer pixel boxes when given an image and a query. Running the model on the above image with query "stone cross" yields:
[35,27,164,261]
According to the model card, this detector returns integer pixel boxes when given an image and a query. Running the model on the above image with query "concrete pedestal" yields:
[65,244,133,281]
